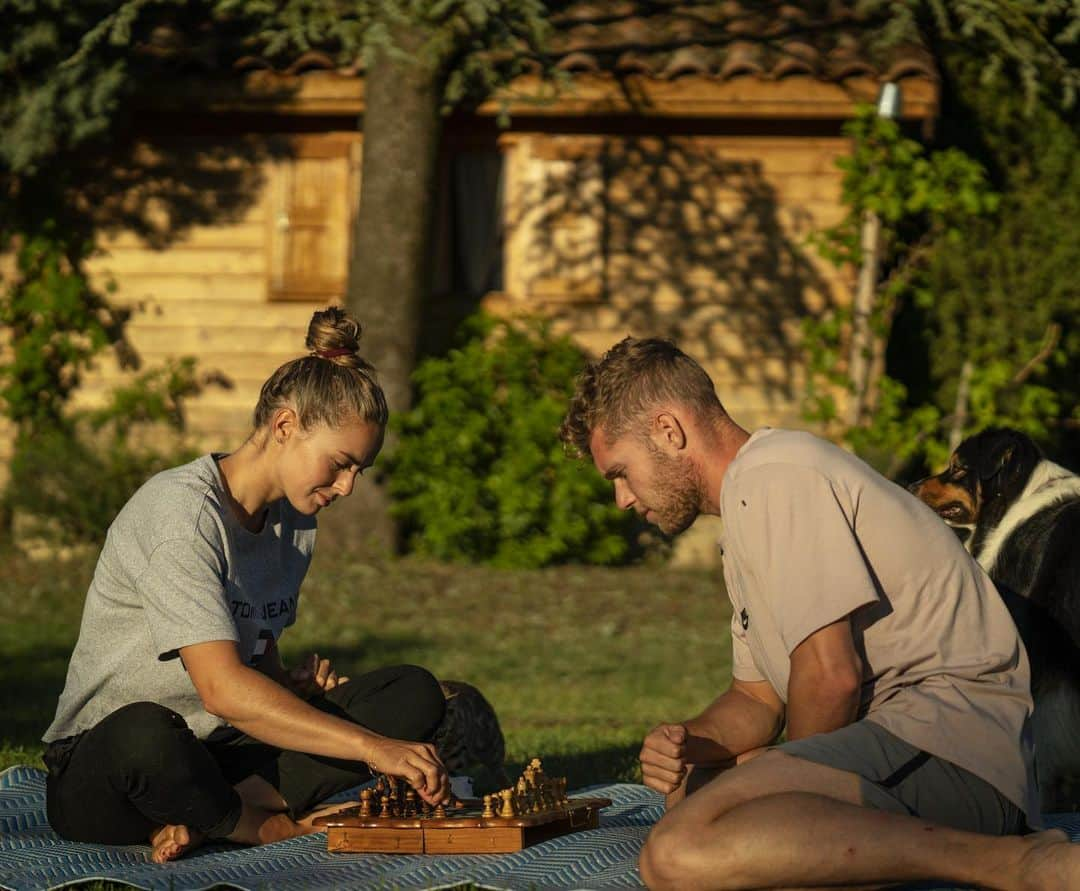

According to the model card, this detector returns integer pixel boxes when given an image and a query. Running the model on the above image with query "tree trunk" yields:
[846,209,881,428]
[323,31,446,555]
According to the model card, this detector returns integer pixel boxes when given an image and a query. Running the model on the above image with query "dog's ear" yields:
[978,431,1021,481]
[981,444,1015,480]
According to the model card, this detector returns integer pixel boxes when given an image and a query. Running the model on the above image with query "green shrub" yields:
[6,358,210,546]
[8,429,198,547]
[388,313,634,568]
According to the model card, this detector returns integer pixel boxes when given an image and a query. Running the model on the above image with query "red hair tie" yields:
[317,348,353,359]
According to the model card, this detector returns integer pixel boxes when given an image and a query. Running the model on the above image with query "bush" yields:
[6,358,211,546]
[388,313,634,568]
[8,429,197,547]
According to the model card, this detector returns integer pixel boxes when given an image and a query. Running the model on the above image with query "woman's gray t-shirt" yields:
[44,454,317,743]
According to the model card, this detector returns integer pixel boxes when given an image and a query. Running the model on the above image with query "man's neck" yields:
[699,422,751,516]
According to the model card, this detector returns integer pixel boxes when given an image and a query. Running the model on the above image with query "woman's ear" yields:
[269,407,299,446]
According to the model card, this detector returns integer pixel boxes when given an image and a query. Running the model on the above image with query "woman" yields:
[42,307,448,862]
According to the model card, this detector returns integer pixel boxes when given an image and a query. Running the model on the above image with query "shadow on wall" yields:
[79,126,290,251]
[509,134,834,419]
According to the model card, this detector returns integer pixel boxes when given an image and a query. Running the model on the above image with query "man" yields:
[561,336,1078,890]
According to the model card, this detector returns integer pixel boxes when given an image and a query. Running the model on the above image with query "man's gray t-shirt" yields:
[44,454,317,743]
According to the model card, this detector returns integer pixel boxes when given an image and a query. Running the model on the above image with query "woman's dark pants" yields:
[44,664,445,844]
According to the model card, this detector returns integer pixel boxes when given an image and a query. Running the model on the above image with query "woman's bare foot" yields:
[1017,828,1080,891]
[297,800,355,828]
[148,823,204,863]
[256,812,321,844]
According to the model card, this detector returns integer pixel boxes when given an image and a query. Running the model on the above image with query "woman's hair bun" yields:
[306,306,362,363]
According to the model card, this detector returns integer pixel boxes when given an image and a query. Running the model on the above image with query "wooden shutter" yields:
[268,135,361,302]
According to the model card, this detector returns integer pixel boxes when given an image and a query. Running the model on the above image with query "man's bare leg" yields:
[640,751,1080,891]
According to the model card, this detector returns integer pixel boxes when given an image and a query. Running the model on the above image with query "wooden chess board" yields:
[315,759,612,854]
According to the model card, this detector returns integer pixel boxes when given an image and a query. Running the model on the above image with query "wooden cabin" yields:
[3,5,939,559]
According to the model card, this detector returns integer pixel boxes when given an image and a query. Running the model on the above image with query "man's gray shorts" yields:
[778,720,1026,835]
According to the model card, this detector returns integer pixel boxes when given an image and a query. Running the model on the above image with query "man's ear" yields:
[269,407,300,446]
[650,411,687,453]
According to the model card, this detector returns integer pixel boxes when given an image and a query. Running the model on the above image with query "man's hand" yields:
[289,652,350,699]
[366,737,450,806]
[639,723,689,795]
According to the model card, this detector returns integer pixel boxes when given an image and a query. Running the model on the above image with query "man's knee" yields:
[640,817,734,890]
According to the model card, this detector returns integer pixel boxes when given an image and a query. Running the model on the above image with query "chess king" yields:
[42,307,450,864]
[561,336,1080,891]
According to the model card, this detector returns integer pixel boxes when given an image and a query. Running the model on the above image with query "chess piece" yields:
[379,793,390,817]
[404,789,417,817]
[482,794,494,818]
[434,802,446,819]
[499,788,516,818]
[360,788,373,818]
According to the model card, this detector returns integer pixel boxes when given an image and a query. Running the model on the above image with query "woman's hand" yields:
[366,737,450,806]
[289,652,349,699]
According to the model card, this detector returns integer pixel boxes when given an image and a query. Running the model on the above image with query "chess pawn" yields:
[434,802,446,819]
[499,788,516,818]
[360,788,373,818]
[380,793,391,817]
[482,795,494,819]
[404,789,417,817]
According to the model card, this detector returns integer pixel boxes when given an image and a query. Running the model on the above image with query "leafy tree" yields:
[804,81,1080,478]
[802,106,999,474]
[0,0,228,543]
[4,0,1078,542]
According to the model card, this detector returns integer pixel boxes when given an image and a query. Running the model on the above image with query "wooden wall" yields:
[71,132,362,454]
[3,119,854,512]
[496,130,852,434]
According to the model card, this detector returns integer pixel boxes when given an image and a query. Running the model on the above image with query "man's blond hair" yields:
[560,337,726,458]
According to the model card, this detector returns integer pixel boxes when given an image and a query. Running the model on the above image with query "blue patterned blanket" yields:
[2,765,1078,891]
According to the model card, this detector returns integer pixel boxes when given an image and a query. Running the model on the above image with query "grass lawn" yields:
[0,545,734,790]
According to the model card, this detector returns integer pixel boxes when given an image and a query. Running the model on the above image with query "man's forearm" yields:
[682,686,784,764]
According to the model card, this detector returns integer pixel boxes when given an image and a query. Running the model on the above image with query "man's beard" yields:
[646,446,703,536]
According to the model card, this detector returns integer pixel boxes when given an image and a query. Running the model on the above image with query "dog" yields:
[909,427,1080,811]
